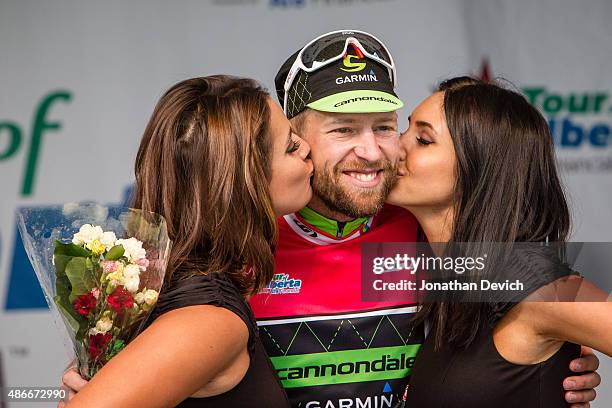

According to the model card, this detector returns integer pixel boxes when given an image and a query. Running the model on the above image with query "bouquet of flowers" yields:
[17,203,171,379]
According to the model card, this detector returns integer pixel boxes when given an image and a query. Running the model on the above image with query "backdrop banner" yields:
[1,1,610,406]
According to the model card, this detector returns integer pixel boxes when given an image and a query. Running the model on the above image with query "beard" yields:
[312,158,398,218]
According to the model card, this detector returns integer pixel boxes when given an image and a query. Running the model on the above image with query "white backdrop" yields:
[0,0,610,406]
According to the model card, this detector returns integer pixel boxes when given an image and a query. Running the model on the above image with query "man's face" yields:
[296,109,401,218]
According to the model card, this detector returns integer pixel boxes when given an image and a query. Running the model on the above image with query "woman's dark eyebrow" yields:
[286,128,293,147]
[408,115,435,129]
[415,120,434,130]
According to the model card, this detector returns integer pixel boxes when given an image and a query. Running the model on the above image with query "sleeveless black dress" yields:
[143,272,290,407]
[405,247,581,407]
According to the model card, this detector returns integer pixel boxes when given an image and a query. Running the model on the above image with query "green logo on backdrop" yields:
[0,91,72,196]
[271,344,420,388]
[523,87,609,115]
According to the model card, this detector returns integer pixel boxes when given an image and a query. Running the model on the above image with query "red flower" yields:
[107,286,134,312]
[88,333,113,361]
[73,293,97,316]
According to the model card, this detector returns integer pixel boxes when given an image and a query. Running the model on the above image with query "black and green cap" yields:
[275,45,403,119]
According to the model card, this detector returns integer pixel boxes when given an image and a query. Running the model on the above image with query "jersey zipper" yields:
[336,221,346,238]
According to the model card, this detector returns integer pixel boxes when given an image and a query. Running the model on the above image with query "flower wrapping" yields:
[17,203,171,379]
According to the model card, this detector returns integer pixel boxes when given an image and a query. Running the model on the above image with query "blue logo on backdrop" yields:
[547,118,610,148]
[269,0,390,6]
[270,0,305,7]
[4,225,47,309]
[3,185,135,310]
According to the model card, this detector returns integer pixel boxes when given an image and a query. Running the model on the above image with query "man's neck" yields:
[306,195,354,222]
[297,196,371,239]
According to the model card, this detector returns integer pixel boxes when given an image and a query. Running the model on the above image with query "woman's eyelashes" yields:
[286,137,301,153]
[416,135,433,146]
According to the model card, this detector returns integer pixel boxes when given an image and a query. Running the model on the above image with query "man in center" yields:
[249,30,422,408]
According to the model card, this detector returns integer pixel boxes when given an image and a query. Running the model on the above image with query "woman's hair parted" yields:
[133,75,278,296]
[416,76,570,349]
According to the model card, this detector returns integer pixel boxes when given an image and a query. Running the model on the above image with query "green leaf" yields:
[113,339,125,351]
[54,295,83,334]
[66,257,97,303]
[105,339,126,361]
[104,245,124,261]
[53,254,71,277]
[54,241,92,277]
[76,324,89,342]
[85,257,95,272]
[54,240,92,257]
[56,274,72,300]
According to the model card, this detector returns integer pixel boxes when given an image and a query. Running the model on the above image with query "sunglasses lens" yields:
[300,31,393,69]
[351,32,393,63]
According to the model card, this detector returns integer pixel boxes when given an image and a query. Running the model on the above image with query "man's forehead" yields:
[312,110,398,125]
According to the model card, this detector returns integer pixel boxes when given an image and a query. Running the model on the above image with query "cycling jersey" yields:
[250,204,423,408]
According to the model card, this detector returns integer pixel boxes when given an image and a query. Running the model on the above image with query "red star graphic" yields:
[479,57,491,83]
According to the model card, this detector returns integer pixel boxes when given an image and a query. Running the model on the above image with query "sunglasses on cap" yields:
[282,29,398,115]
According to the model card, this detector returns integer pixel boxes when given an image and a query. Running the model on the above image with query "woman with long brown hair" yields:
[62,75,313,407]
[387,77,611,407]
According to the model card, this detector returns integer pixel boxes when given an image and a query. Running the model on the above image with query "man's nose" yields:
[353,133,384,162]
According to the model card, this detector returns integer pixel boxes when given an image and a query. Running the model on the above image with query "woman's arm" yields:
[526,278,612,357]
[66,304,249,408]
[495,277,607,406]
[529,301,612,357]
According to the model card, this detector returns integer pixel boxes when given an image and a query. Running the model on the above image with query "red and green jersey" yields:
[250,204,423,408]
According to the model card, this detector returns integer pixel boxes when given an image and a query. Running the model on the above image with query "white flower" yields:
[124,275,140,293]
[100,231,117,251]
[96,316,113,333]
[135,288,158,307]
[88,316,113,335]
[142,289,158,306]
[72,224,103,246]
[134,292,145,304]
[115,238,146,262]
[123,264,140,279]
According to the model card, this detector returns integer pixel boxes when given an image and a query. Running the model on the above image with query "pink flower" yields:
[102,260,117,273]
[91,288,100,300]
[136,258,150,271]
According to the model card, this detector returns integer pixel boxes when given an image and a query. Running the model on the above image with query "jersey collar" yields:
[283,206,374,245]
